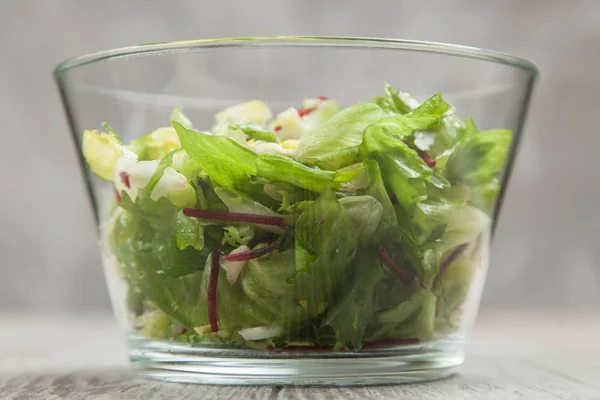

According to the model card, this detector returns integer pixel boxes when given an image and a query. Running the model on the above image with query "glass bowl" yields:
[54,36,537,386]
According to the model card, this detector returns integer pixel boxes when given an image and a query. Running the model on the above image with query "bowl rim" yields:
[53,36,539,79]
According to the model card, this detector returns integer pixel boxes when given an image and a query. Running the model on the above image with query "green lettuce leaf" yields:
[222,225,255,247]
[339,196,384,246]
[293,189,359,318]
[175,211,204,251]
[375,288,437,341]
[359,94,452,207]
[469,178,501,214]
[321,249,384,350]
[112,190,214,327]
[298,103,388,169]
[256,153,339,192]
[213,187,284,233]
[445,129,513,185]
[197,254,273,333]
[171,107,193,129]
[363,159,402,241]
[230,123,277,142]
[174,122,258,194]
[360,122,430,209]
[240,249,303,330]
[371,83,413,115]
[415,200,490,253]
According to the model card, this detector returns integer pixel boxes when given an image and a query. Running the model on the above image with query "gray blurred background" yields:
[0,0,598,313]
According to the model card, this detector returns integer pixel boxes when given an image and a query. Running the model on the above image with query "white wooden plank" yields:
[0,312,599,399]
[279,353,600,400]
[0,372,274,400]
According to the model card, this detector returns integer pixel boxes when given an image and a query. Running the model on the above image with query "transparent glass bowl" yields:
[54,36,537,386]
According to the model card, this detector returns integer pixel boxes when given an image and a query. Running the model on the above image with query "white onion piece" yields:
[270,107,306,140]
[150,167,189,201]
[113,157,158,202]
[220,245,250,284]
[193,325,212,335]
[239,326,283,341]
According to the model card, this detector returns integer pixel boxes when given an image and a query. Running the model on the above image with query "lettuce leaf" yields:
[363,159,402,241]
[113,190,214,327]
[293,189,359,318]
[359,94,451,208]
[256,153,339,192]
[240,249,303,331]
[321,249,384,350]
[298,103,388,169]
[91,84,511,349]
[174,122,258,194]
[371,83,414,115]
[415,200,490,253]
[230,123,277,142]
[175,211,204,251]
[339,196,383,246]
[445,129,513,185]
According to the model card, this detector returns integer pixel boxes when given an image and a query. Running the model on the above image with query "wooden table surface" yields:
[1,311,598,399]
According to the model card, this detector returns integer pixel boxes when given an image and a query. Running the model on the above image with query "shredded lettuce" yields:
[174,122,259,195]
[446,129,514,185]
[83,86,513,350]
[298,103,388,169]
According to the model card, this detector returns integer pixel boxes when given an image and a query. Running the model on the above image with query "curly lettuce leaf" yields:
[363,159,402,241]
[293,189,359,318]
[256,153,341,192]
[213,187,284,233]
[298,103,388,169]
[359,94,451,208]
[374,288,437,341]
[230,123,277,142]
[175,211,204,251]
[321,249,384,350]
[174,122,258,194]
[112,190,214,327]
[197,254,273,334]
[171,107,193,129]
[360,123,430,209]
[222,225,255,247]
[445,129,513,185]
[339,196,383,246]
[240,249,304,331]
[469,178,501,214]
[371,83,414,115]
[415,200,490,253]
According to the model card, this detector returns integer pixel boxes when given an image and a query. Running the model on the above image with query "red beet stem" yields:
[298,107,316,117]
[269,337,419,353]
[223,242,277,262]
[362,337,419,349]
[113,188,122,202]
[119,171,131,188]
[433,243,469,287]
[208,249,220,332]
[418,151,437,168]
[183,208,286,226]
[317,96,328,101]
[377,245,414,284]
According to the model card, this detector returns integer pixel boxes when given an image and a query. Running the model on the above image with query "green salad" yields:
[83,85,512,351]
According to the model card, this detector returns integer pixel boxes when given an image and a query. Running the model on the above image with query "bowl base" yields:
[128,335,465,386]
